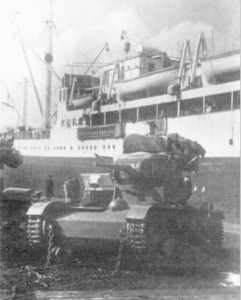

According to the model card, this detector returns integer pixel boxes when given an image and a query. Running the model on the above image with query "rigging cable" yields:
[54,25,70,64]
[11,13,44,116]
[24,42,62,81]
[0,77,24,125]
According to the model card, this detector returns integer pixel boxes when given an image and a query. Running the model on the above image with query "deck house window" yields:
[61,120,65,127]
[139,105,156,121]
[67,119,71,127]
[77,76,84,87]
[122,108,137,123]
[233,91,240,110]
[158,102,177,118]
[72,118,77,126]
[83,115,90,126]
[205,93,231,113]
[148,63,155,72]
[106,111,119,124]
[180,97,203,116]
[92,113,104,126]
[78,117,83,125]
[59,90,62,102]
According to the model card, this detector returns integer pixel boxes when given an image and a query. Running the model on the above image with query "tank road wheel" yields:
[27,215,65,263]
[27,216,44,248]
[27,216,57,252]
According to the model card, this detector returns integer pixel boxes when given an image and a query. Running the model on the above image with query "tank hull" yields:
[5,155,240,223]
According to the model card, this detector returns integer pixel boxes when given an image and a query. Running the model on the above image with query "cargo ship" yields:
[3,29,240,224]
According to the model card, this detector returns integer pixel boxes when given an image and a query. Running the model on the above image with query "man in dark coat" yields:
[45,175,54,201]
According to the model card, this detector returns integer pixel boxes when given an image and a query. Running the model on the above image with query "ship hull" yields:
[4,155,240,224]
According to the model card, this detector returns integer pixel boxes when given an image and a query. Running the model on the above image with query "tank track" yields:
[27,215,49,248]
[126,219,147,252]
[26,210,224,269]
[125,212,224,266]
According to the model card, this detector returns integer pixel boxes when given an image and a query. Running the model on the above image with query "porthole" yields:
[113,145,115,149]
[70,146,73,150]
[90,146,92,150]
[108,145,110,149]
[94,145,97,150]
[103,145,105,149]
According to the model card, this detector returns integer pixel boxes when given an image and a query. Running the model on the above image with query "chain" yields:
[112,225,126,275]
[44,223,54,270]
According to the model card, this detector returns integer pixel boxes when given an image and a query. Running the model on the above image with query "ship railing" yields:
[14,130,50,140]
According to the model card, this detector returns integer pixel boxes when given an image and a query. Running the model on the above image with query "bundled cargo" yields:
[123,133,206,158]
[0,128,22,168]
[0,148,23,168]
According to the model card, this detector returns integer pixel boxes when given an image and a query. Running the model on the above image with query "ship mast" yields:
[44,0,54,129]
[22,77,30,129]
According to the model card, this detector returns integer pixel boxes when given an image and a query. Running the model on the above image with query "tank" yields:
[26,134,224,269]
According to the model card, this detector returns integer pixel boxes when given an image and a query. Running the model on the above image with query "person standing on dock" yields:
[45,175,54,201]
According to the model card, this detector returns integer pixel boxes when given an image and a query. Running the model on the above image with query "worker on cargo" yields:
[45,175,54,201]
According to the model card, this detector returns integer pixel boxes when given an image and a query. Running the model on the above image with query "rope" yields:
[54,26,70,64]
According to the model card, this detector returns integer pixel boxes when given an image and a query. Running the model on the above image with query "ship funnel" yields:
[124,42,131,54]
